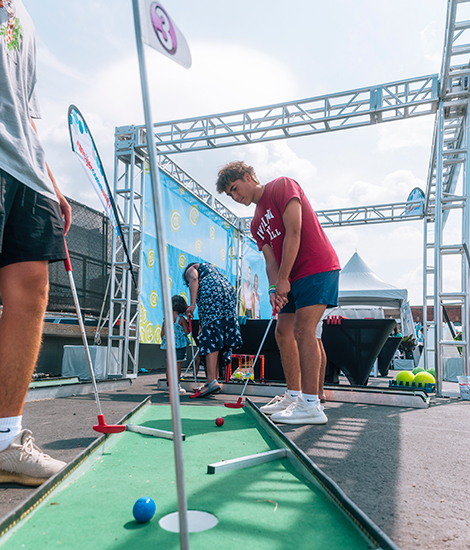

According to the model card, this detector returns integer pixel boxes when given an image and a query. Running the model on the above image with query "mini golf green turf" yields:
[0,404,375,550]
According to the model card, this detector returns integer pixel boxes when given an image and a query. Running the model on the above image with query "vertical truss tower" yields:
[107,126,145,378]
[423,0,470,394]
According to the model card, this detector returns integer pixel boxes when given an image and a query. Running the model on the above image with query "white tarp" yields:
[338,252,408,309]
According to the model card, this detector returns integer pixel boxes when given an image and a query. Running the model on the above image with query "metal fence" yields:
[47,198,111,316]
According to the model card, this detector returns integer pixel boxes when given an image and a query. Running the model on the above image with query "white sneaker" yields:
[270,396,328,425]
[178,385,187,394]
[0,430,66,487]
[260,392,296,415]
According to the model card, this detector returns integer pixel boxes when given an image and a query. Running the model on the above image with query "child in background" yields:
[161,295,190,394]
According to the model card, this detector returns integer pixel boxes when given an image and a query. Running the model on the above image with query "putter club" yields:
[63,240,125,434]
[224,312,276,409]
[188,318,199,396]
[188,315,203,398]
[181,349,199,379]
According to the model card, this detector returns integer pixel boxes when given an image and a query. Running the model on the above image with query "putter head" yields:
[224,398,244,409]
[93,414,126,434]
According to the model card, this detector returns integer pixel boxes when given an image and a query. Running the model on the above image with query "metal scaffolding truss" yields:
[110,0,469,394]
[314,201,424,228]
[107,129,145,379]
[157,154,240,228]
[422,0,470,394]
[126,74,438,154]
[151,154,426,231]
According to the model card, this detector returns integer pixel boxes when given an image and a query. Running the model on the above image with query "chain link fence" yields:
[47,197,112,316]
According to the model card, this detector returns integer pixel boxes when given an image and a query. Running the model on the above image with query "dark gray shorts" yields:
[0,169,66,268]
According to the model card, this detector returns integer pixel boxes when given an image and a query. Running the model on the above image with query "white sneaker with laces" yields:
[260,392,296,415]
[270,396,328,425]
[0,430,66,487]
[178,385,187,394]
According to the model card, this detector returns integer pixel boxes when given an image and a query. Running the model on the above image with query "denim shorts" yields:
[280,270,340,314]
[176,347,187,361]
[0,169,66,268]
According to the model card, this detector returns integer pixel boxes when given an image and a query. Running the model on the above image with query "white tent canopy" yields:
[338,252,408,309]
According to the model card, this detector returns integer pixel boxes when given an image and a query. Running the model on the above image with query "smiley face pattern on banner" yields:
[141,168,248,344]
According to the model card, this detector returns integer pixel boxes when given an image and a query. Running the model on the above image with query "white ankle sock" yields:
[287,389,301,400]
[0,416,22,452]
[302,393,319,407]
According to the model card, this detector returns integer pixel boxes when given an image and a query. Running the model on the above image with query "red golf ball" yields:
[215,417,224,427]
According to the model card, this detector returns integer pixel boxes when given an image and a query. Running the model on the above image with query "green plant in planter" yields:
[454,331,462,356]
[398,336,417,359]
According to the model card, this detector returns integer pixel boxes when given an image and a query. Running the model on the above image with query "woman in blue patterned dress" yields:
[161,295,190,395]
[184,262,243,397]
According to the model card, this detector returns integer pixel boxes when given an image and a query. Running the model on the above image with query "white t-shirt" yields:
[0,0,56,201]
[253,292,260,319]
[243,281,252,310]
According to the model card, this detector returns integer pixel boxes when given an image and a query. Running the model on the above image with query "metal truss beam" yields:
[118,75,438,154]
[157,155,240,228]
[299,201,423,228]
[156,154,424,231]
[237,201,424,232]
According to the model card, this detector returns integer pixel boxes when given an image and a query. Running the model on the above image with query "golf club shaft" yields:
[64,242,103,416]
[188,319,198,389]
[182,349,199,378]
[239,315,275,399]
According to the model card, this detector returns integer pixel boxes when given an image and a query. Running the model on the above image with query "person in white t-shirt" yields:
[252,273,261,319]
[0,0,71,487]
[241,265,253,318]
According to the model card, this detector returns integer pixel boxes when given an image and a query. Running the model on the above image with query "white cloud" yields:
[325,221,424,304]
[351,170,425,204]
[77,41,301,127]
[37,41,88,83]
[398,264,424,305]
[235,141,317,185]
[419,21,442,66]
[322,169,425,211]
[377,116,434,153]
[36,41,301,207]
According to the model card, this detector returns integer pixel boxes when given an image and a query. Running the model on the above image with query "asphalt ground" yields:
[0,373,469,550]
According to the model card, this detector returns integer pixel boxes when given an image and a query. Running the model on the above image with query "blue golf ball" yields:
[133,497,156,523]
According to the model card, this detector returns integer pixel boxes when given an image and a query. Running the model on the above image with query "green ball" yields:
[412,367,425,375]
[396,371,415,385]
[414,371,435,387]
[427,368,436,378]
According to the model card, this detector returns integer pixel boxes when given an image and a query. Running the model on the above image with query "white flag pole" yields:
[131,1,190,548]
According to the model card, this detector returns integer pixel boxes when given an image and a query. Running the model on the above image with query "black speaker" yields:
[322,319,396,386]
[377,336,402,376]
[237,320,283,381]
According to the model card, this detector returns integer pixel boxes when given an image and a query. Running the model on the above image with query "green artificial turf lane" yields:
[0,405,373,550]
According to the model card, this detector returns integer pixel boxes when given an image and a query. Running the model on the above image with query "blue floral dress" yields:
[196,263,243,368]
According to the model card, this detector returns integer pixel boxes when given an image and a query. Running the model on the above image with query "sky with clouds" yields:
[23,0,452,304]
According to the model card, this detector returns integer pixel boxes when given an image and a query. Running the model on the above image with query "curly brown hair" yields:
[215,161,259,194]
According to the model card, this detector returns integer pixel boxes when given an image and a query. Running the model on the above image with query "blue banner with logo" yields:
[140,168,240,344]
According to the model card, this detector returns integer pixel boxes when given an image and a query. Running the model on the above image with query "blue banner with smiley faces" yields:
[140,168,240,344]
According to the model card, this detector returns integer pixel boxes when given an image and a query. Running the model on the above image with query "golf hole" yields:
[159,510,218,533]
